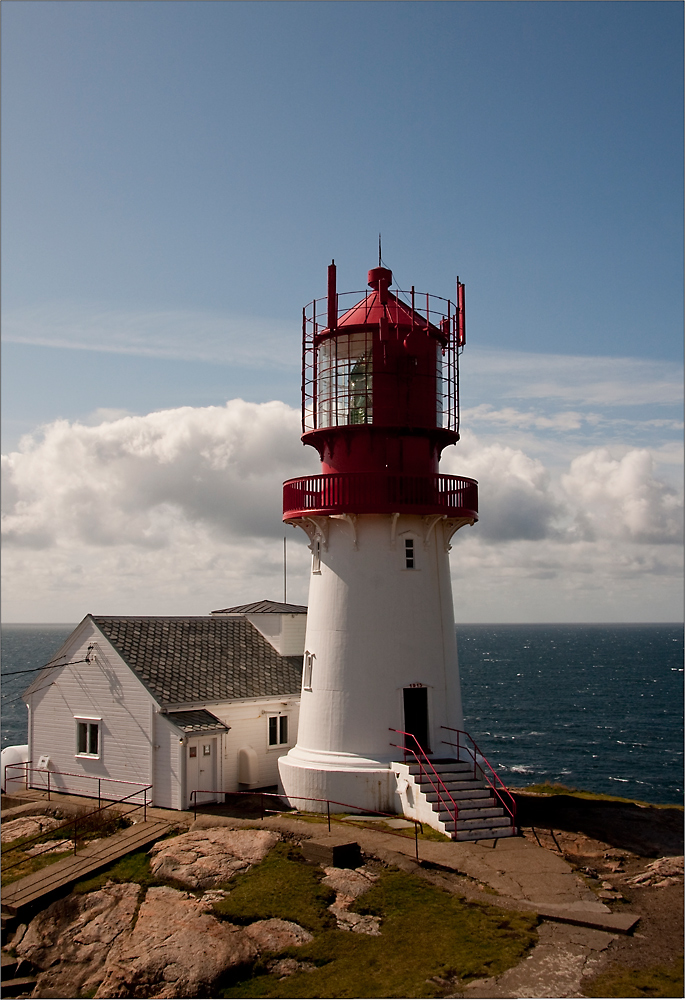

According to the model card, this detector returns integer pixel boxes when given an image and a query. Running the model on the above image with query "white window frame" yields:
[267,714,290,748]
[75,716,101,758]
[404,537,416,570]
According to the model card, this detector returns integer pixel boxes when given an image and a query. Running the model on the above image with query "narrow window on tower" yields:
[405,538,415,569]
[312,539,321,574]
[303,651,314,691]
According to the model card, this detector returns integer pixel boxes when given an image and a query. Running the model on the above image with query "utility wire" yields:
[1,656,92,678]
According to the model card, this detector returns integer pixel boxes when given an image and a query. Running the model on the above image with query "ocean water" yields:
[2,622,683,805]
[458,624,683,806]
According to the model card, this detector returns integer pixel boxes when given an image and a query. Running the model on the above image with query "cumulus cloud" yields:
[443,440,561,542]
[1,400,318,550]
[561,448,683,545]
[2,402,682,622]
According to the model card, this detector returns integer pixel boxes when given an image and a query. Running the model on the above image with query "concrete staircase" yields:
[402,758,516,841]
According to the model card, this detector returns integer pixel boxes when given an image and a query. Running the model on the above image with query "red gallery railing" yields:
[283,472,478,519]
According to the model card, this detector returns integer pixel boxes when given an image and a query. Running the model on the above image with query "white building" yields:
[20,601,306,810]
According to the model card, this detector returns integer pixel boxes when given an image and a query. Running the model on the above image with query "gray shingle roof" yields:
[91,616,302,706]
[167,710,229,733]
[211,600,307,615]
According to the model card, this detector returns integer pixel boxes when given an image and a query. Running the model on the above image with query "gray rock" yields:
[148,827,279,889]
[1,814,64,843]
[16,882,140,999]
[322,866,381,935]
[244,918,313,952]
[95,885,258,999]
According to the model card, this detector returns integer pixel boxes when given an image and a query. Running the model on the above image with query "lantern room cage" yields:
[301,283,465,437]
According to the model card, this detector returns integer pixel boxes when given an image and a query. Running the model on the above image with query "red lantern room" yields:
[283,262,477,522]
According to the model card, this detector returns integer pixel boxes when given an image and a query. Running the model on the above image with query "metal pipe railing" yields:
[2,773,152,873]
[441,726,516,832]
[389,728,459,837]
[188,788,424,860]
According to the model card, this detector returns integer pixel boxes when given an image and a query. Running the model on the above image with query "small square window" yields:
[203,744,211,756]
[76,721,100,757]
[189,746,197,758]
[404,538,415,569]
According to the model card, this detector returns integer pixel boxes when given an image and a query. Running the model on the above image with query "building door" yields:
[186,738,217,807]
[403,688,430,755]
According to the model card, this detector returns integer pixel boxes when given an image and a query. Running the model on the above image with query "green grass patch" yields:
[73,848,155,894]
[517,783,683,810]
[582,956,684,997]
[213,842,336,933]
[1,845,74,886]
[218,856,537,998]
[284,812,451,842]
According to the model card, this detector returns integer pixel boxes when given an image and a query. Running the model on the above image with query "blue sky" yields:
[2,1,682,622]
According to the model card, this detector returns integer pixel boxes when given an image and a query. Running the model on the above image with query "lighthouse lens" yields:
[317,332,373,429]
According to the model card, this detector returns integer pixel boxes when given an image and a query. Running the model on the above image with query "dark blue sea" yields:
[2,623,683,805]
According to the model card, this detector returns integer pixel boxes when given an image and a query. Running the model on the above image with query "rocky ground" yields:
[2,799,683,999]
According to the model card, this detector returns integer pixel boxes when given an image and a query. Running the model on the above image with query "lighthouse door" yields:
[186,738,218,807]
[403,688,430,755]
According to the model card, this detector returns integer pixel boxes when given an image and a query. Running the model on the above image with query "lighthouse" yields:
[279,262,514,838]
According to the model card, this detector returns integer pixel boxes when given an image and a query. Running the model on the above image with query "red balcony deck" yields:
[283,473,478,520]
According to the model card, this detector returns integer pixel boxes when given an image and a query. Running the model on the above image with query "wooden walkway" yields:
[2,819,170,915]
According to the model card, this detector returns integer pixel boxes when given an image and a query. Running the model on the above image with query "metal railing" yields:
[2,764,151,873]
[283,471,478,519]
[189,788,425,860]
[4,761,150,809]
[389,728,460,838]
[441,727,517,833]
[302,285,464,436]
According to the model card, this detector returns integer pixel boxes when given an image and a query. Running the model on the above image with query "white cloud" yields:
[464,348,683,408]
[3,302,300,369]
[1,400,318,551]
[1,402,682,622]
[561,448,683,545]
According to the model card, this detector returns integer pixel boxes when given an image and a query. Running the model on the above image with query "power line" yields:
[1,656,92,678]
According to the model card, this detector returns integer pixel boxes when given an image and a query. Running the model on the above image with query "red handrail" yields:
[441,727,516,832]
[389,728,460,837]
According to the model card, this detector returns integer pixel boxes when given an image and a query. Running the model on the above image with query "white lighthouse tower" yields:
[279,262,515,839]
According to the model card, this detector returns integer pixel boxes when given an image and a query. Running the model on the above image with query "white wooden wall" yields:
[153,714,184,810]
[245,613,307,656]
[209,697,300,791]
[26,619,157,806]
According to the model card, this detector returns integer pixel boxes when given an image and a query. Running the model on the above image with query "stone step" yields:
[455,827,516,842]
[423,792,494,807]
[448,806,505,821]
[413,774,484,789]
[441,814,513,832]
[407,761,472,775]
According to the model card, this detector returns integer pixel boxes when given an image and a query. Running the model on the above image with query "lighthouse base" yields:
[278,747,398,816]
